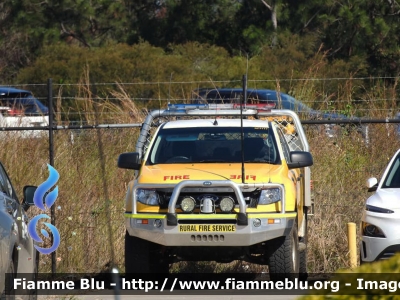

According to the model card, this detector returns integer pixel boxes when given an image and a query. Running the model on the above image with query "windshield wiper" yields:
[198,159,228,163]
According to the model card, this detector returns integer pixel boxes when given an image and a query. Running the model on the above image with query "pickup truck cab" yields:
[0,87,48,116]
[118,103,313,280]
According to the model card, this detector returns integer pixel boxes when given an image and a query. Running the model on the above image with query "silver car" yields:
[0,161,38,298]
[360,149,400,263]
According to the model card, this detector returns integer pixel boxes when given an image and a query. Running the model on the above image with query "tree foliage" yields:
[0,0,399,83]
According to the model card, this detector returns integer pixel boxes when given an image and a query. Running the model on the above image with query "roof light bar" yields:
[168,104,208,111]
[233,103,276,111]
[167,103,275,112]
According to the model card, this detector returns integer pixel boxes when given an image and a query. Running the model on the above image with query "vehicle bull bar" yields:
[131,181,286,226]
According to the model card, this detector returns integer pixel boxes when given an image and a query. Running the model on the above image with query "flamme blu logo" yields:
[27,164,60,254]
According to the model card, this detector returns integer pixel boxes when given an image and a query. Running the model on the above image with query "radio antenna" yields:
[240,75,247,184]
[168,72,173,106]
[245,52,249,110]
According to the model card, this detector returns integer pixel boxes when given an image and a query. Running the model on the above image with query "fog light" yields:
[220,197,235,213]
[181,197,196,213]
[154,219,162,228]
[253,218,261,227]
[362,221,385,238]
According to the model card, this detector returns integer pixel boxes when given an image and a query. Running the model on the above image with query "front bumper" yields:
[125,213,296,246]
[360,210,400,262]
[360,236,400,262]
[126,179,295,246]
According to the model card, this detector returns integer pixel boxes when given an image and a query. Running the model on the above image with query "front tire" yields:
[268,222,299,281]
[125,232,169,274]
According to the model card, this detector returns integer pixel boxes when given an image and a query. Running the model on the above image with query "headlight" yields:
[136,189,159,206]
[219,197,235,213]
[181,197,196,213]
[362,221,385,238]
[258,188,281,205]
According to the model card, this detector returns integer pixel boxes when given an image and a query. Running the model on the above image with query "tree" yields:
[0,0,140,82]
[153,0,241,48]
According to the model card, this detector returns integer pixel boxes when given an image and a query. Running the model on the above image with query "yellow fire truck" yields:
[118,103,313,280]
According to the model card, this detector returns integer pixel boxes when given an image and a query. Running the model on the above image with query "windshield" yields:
[25,95,49,114]
[382,152,400,188]
[146,126,280,165]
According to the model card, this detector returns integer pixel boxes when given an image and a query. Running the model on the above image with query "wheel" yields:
[1,260,15,300]
[299,209,308,281]
[267,221,299,281]
[125,232,168,274]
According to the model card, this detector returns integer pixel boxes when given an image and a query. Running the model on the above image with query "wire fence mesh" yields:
[1,79,400,274]
[2,77,399,124]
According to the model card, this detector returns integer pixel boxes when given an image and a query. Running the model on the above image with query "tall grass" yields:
[1,76,399,275]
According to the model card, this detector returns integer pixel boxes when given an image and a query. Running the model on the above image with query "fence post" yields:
[48,78,56,274]
[347,222,357,268]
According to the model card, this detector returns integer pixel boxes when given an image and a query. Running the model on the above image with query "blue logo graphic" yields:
[28,164,60,254]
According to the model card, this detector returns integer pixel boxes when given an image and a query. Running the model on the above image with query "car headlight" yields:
[258,188,281,205]
[136,189,159,206]
[362,221,386,238]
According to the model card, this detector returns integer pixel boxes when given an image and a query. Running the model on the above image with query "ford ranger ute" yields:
[118,103,313,280]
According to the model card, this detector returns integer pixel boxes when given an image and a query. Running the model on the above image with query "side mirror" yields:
[118,152,141,170]
[287,151,313,169]
[366,177,378,192]
[22,185,37,211]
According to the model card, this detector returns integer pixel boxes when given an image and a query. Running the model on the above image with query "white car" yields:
[360,148,400,263]
[0,106,48,138]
